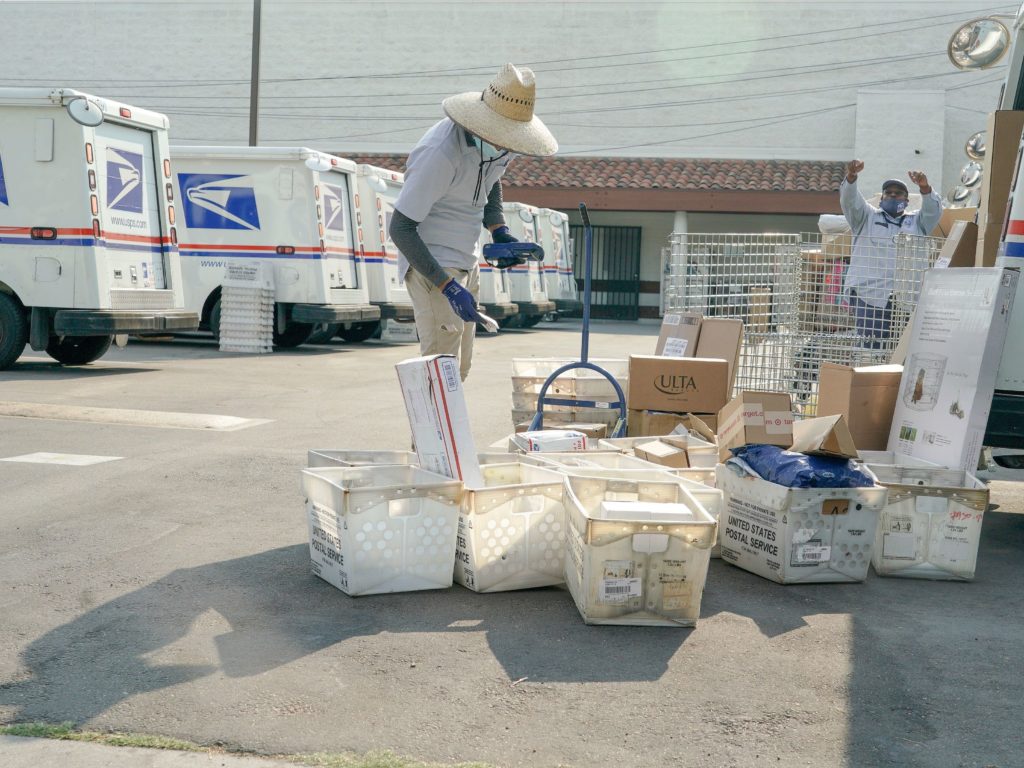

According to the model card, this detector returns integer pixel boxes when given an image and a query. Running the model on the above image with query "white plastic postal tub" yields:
[715,464,889,584]
[598,434,718,468]
[862,458,988,581]
[301,465,463,596]
[563,475,717,626]
[455,462,567,592]
[307,449,417,468]
[531,451,715,486]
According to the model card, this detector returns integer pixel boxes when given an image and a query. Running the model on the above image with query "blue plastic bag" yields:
[729,444,875,488]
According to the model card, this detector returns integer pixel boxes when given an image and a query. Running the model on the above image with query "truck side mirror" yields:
[66,97,104,127]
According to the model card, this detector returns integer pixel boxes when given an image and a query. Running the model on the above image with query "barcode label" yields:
[440,359,459,391]
[794,544,831,564]
[599,577,642,604]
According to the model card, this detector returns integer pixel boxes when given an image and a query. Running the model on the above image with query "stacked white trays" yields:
[715,464,889,584]
[859,451,988,581]
[307,450,417,468]
[511,358,628,430]
[455,462,567,593]
[530,451,715,487]
[301,465,463,596]
[219,262,274,353]
[563,475,717,626]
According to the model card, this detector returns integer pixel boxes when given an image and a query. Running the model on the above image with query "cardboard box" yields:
[931,207,977,238]
[512,430,587,452]
[695,317,743,391]
[515,421,607,439]
[933,220,978,269]
[634,438,690,468]
[396,355,483,488]
[790,414,858,459]
[746,287,772,334]
[977,110,1024,266]
[627,410,718,437]
[817,363,903,451]
[627,355,731,415]
[717,391,793,461]
[888,268,1018,472]
[655,311,702,357]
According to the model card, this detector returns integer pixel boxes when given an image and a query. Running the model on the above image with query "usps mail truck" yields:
[538,207,580,316]
[169,146,379,348]
[476,227,519,324]
[0,88,197,369]
[503,202,556,327]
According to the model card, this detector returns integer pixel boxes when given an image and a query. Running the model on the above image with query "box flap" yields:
[790,414,858,459]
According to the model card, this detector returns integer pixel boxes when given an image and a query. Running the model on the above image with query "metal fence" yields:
[664,231,944,413]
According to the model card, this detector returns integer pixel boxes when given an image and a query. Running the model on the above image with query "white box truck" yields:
[169,146,379,348]
[0,87,197,369]
[475,227,519,324]
[538,207,580,316]
[503,202,556,327]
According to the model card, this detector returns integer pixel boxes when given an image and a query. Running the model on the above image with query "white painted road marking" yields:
[2,452,123,466]
[0,402,271,431]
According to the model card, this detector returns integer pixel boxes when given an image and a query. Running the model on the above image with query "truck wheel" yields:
[337,321,380,343]
[306,323,341,344]
[273,321,313,348]
[522,314,545,328]
[503,315,525,329]
[0,293,29,370]
[46,334,113,366]
[208,298,222,341]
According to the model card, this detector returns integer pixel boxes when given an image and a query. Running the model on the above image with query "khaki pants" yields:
[406,265,479,381]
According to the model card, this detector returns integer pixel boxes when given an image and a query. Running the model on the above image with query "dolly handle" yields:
[579,203,591,228]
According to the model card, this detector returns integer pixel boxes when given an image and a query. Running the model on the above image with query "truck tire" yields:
[337,321,380,343]
[306,322,341,344]
[208,298,222,341]
[0,293,29,370]
[46,334,113,365]
[273,321,313,348]
[522,314,545,328]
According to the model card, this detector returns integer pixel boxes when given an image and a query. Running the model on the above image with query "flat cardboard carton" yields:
[817,363,902,451]
[888,268,1018,472]
[931,207,977,238]
[694,317,744,391]
[977,110,1024,266]
[628,355,730,415]
[655,311,702,357]
[790,414,858,459]
[634,439,690,468]
[512,430,588,452]
[627,410,718,437]
[717,391,793,461]
[396,355,482,488]
[515,421,607,439]
[933,220,978,269]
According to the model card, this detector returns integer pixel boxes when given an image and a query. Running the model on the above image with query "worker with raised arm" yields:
[389,64,557,381]
[840,160,943,346]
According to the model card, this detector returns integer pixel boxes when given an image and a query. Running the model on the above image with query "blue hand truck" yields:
[528,203,627,438]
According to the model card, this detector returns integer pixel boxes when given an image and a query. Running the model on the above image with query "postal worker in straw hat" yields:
[389,63,557,381]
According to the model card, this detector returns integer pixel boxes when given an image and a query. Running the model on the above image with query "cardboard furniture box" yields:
[396,355,483,488]
[655,312,702,357]
[627,410,718,437]
[717,391,794,461]
[628,356,731,415]
[817,363,902,451]
[976,110,1024,266]
[694,317,744,390]
[654,313,744,390]
[888,268,1018,472]
[790,414,858,459]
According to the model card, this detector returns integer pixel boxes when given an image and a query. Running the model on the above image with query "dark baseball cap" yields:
[882,178,909,195]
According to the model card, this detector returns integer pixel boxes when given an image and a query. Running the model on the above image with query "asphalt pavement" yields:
[0,320,1021,768]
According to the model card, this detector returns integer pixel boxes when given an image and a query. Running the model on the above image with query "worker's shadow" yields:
[0,540,826,726]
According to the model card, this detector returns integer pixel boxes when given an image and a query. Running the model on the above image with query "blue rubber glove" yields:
[491,225,518,244]
[441,279,486,323]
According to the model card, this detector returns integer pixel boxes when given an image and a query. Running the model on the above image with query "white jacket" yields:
[840,178,943,307]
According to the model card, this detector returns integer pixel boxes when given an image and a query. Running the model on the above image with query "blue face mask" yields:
[880,197,907,218]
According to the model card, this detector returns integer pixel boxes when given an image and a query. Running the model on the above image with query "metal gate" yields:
[569,224,641,320]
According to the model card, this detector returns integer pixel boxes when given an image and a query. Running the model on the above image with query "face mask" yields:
[880,198,907,217]
[478,139,507,161]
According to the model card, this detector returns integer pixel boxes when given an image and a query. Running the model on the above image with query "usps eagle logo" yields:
[106,148,144,213]
[178,173,260,230]
[322,184,348,233]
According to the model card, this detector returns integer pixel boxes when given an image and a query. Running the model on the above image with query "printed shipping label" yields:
[599,578,642,604]
[662,337,688,357]
[793,543,831,565]
[882,532,917,560]
[663,313,681,326]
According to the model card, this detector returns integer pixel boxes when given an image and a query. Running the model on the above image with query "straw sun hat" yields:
[442,63,558,157]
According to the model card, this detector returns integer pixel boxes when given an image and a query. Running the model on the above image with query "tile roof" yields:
[343,153,845,194]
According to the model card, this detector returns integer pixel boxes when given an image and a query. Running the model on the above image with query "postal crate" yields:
[563,475,718,626]
[861,456,988,581]
[456,462,567,593]
[715,464,889,584]
[598,434,718,469]
[301,465,463,596]
[534,451,716,487]
[307,449,417,468]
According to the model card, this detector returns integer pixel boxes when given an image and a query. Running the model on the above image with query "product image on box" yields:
[901,354,947,411]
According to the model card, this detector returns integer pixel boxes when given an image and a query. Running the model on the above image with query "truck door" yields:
[93,122,166,291]
[320,174,358,289]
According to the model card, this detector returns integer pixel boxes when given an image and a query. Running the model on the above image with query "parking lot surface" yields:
[1,321,1021,768]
